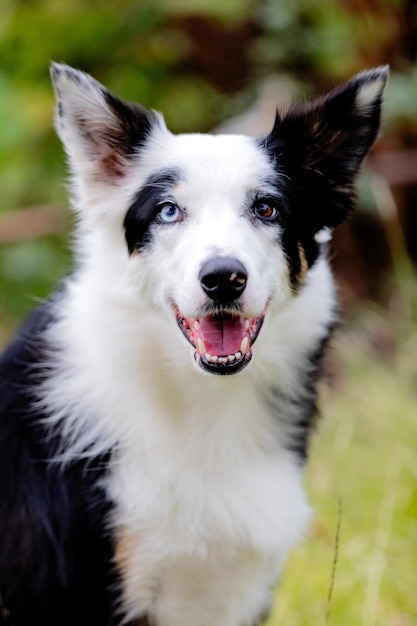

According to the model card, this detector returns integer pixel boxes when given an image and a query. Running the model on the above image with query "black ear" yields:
[50,63,164,181]
[263,66,389,234]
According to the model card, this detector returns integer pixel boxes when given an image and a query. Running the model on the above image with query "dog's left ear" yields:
[50,63,165,182]
[263,66,389,232]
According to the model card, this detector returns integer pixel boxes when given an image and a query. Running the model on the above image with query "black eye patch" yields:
[124,168,183,254]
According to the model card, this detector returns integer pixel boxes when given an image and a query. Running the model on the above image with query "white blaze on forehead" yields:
[143,130,276,198]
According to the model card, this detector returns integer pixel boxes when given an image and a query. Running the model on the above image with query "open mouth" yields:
[175,308,265,375]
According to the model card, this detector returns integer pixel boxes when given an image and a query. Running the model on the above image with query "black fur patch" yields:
[124,168,183,253]
[102,91,158,156]
[259,70,385,285]
[0,302,124,626]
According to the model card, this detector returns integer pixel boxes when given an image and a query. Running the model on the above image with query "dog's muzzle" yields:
[175,256,265,375]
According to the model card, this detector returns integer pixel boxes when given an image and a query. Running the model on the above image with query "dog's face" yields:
[51,64,387,375]
[122,132,290,375]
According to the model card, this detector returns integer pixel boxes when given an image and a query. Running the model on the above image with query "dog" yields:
[0,63,387,626]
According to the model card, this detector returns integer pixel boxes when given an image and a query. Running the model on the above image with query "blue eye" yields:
[158,202,182,224]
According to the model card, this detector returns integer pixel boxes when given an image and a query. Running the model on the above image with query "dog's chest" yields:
[106,402,309,626]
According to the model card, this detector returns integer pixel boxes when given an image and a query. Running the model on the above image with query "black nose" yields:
[199,256,248,302]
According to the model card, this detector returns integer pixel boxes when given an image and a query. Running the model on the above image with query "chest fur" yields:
[106,398,310,626]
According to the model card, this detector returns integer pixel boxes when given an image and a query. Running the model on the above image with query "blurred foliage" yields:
[1,0,417,322]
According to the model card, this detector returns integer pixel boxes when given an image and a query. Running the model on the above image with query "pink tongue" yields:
[199,315,246,356]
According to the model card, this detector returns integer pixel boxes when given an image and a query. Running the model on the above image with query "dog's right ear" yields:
[50,63,164,182]
[262,66,388,234]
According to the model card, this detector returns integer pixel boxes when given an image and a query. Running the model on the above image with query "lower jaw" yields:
[195,350,252,375]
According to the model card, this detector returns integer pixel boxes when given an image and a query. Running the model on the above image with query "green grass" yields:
[267,308,417,626]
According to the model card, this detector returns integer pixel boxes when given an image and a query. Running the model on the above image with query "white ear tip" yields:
[356,65,390,85]
[50,62,75,87]
[50,62,99,97]
[355,65,389,111]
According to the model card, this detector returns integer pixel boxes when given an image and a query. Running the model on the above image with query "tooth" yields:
[197,338,206,354]
[218,357,228,364]
[228,354,235,362]
[211,355,218,363]
[194,321,200,331]
[235,351,242,359]
[205,353,212,362]
[245,319,250,330]
[240,337,249,354]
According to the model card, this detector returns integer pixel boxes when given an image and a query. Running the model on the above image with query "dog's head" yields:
[51,63,387,376]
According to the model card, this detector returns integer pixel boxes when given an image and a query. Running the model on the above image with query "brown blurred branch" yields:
[0,205,65,244]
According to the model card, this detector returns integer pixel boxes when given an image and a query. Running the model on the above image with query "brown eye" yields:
[252,200,278,222]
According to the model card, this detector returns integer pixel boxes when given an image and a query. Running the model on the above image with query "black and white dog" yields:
[0,64,387,626]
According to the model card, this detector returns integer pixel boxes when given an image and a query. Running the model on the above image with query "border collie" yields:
[0,64,387,626]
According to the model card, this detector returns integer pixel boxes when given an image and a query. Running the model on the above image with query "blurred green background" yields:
[0,1,416,625]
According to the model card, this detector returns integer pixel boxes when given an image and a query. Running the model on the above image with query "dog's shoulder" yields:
[0,298,120,626]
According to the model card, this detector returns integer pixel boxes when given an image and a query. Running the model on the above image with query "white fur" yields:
[42,66,339,626]
[354,68,388,113]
